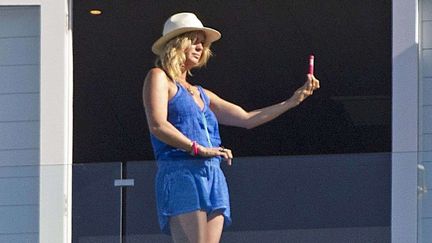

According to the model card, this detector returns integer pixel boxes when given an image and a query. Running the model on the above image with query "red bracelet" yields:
[190,141,199,156]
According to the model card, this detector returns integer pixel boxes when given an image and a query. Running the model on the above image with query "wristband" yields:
[190,141,199,156]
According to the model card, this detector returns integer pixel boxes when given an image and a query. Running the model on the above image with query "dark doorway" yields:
[73,0,391,162]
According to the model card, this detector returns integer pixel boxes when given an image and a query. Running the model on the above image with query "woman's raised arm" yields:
[206,74,320,129]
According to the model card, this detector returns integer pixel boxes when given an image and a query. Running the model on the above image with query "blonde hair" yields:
[155,31,213,81]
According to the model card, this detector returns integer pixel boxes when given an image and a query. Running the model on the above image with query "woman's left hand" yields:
[218,147,233,166]
[288,74,320,105]
[197,145,233,166]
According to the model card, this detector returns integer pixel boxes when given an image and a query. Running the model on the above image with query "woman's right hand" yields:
[288,74,320,106]
[197,145,233,166]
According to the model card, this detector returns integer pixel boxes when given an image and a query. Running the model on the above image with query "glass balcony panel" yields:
[121,152,391,243]
[419,150,432,243]
[72,162,122,243]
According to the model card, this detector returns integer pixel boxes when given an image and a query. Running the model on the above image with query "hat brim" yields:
[151,27,221,55]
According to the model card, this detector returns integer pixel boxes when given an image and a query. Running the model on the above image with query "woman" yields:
[143,12,320,243]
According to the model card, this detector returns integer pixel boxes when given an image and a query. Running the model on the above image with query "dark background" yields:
[73,0,391,162]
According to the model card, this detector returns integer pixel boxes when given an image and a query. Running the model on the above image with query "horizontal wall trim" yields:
[0,64,38,67]
[0,147,38,152]
[0,203,38,207]
[0,35,39,40]
[0,6,40,10]
[0,232,38,236]
[0,175,38,179]
[0,164,40,168]
[0,91,38,95]
[0,120,39,124]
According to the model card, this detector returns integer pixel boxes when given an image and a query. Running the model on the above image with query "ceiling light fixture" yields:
[89,9,102,15]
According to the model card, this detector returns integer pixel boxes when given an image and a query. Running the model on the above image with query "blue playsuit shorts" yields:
[155,157,231,235]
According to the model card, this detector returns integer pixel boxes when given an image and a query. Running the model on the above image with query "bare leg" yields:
[206,213,224,243]
[169,210,207,243]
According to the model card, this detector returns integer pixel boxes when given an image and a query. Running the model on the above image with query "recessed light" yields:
[89,9,102,15]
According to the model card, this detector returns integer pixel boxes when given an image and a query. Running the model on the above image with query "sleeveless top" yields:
[150,82,222,161]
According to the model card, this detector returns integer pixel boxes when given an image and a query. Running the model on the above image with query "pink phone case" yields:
[308,55,314,75]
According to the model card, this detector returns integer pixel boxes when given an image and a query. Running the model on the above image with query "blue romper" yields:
[150,82,231,235]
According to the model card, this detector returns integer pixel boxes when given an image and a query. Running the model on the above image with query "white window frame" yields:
[0,0,72,242]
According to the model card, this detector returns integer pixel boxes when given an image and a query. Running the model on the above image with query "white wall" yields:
[0,6,40,243]
[419,0,432,242]
[392,0,419,242]
[0,1,72,242]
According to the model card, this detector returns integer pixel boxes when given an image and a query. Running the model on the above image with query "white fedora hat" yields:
[152,12,221,55]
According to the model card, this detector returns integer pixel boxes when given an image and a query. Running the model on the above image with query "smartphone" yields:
[308,55,314,75]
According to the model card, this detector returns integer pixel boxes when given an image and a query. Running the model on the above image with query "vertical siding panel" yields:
[420,189,432,218]
[420,1,432,243]
[423,21,432,49]
[0,149,39,167]
[0,234,38,243]
[424,0,432,21]
[0,38,40,65]
[423,162,432,188]
[423,106,432,133]
[0,94,39,121]
[0,177,39,205]
[0,65,39,94]
[0,6,40,241]
[423,134,432,152]
[0,206,38,234]
[0,7,39,38]
[0,122,39,150]
[424,78,432,105]
[0,167,38,178]
[421,219,432,242]
[423,50,432,77]
[424,152,432,161]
